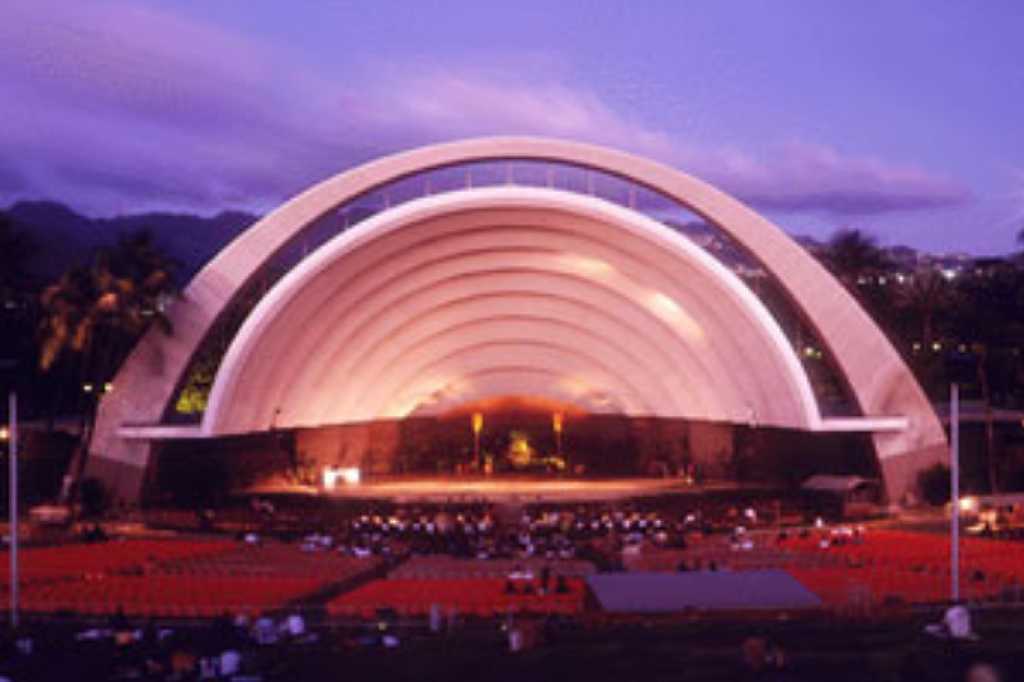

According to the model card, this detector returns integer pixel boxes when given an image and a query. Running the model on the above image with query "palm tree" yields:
[38,230,178,503]
[888,267,956,399]
[40,231,176,374]
[822,229,892,288]
[822,228,898,334]
[894,267,954,350]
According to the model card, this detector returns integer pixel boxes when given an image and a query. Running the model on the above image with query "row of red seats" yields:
[776,530,1024,606]
[0,539,234,585]
[17,574,323,617]
[788,566,1002,607]
[778,530,1024,589]
[391,556,595,579]
[782,530,1024,564]
[159,545,381,579]
[327,578,586,617]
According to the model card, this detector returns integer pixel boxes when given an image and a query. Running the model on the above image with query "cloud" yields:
[1003,167,1024,233]
[687,141,972,214]
[363,72,972,215]
[0,0,972,218]
[351,65,678,158]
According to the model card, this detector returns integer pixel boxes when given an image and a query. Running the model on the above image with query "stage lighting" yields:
[958,496,978,513]
[322,466,361,489]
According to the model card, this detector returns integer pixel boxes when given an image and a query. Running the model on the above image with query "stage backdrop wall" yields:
[146,414,878,504]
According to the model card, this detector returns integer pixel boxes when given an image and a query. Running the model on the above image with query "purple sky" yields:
[2,0,1022,254]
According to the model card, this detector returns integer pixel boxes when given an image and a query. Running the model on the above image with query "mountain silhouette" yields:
[3,200,391,285]
[4,200,258,283]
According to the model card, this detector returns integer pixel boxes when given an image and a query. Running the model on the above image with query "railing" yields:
[166,158,859,424]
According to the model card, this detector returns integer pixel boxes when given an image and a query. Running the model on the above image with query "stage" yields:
[246,476,765,504]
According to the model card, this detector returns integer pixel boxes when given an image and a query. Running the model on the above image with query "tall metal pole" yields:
[8,391,18,627]
[950,383,960,603]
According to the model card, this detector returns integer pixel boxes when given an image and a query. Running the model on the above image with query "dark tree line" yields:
[820,228,1024,492]
[1,218,179,502]
[819,228,1024,407]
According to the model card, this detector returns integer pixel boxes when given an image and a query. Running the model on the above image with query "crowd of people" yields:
[0,605,1015,681]
[0,609,314,681]
[271,497,792,571]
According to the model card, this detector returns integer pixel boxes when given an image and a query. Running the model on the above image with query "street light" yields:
[950,383,961,602]
[2,358,19,628]
[6,390,18,627]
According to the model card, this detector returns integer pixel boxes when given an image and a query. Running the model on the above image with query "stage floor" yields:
[249,477,755,503]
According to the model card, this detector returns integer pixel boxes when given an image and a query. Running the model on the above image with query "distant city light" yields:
[104,382,114,393]
[941,268,957,281]
[0,426,8,441]
[932,342,942,352]
[82,383,94,393]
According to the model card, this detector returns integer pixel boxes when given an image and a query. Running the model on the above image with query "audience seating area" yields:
[390,556,595,579]
[327,577,586,618]
[1,538,384,618]
[328,552,593,618]
[5,510,1024,621]
[158,542,382,579]
[0,539,233,583]
[776,530,1024,607]
[629,528,1024,609]
[16,574,323,617]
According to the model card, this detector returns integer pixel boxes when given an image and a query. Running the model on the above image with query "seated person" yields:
[281,613,306,638]
[252,615,278,645]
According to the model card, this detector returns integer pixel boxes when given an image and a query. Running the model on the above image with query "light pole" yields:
[950,383,960,603]
[7,390,18,628]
